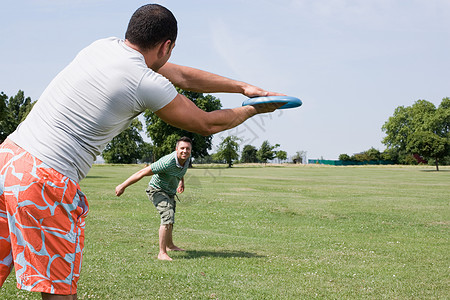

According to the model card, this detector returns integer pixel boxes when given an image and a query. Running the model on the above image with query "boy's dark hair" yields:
[125,4,177,50]
[176,136,193,147]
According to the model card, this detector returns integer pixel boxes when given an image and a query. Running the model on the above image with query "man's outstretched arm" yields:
[158,62,283,97]
[115,166,154,196]
[155,93,283,136]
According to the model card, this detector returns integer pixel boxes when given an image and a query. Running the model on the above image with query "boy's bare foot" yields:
[158,253,173,261]
[167,245,185,251]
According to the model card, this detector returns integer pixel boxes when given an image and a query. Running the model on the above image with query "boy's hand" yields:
[177,183,184,194]
[115,185,125,196]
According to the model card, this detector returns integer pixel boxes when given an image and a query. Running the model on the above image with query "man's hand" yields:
[115,185,125,197]
[177,182,185,194]
[242,84,285,98]
[252,102,286,114]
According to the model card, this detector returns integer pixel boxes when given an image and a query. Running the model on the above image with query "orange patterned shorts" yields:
[0,140,89,295]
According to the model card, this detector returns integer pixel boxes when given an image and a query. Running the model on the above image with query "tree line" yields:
[338,97,449,171]
[200,137,291,167]
[1,90,448,170]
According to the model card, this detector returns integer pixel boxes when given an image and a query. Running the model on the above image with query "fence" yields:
[308,159,395,166]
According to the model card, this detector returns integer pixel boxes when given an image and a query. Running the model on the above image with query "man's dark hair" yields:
[125,4,177,50]
[176,136,193,148]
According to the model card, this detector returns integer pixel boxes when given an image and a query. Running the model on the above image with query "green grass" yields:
[2,165,449,299]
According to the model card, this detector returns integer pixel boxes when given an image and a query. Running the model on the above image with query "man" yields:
[115,136,192,261]
[0,4,283,299]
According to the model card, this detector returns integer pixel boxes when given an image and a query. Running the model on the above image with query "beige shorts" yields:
[146,186,176,225]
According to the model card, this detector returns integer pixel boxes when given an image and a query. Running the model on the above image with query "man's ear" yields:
[158,40,173,58]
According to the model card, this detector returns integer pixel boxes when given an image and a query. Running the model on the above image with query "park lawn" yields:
[2,164,449,299]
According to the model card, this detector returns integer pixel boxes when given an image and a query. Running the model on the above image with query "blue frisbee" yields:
[242,96,302,109]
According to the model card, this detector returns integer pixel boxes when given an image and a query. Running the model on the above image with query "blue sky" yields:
[1,0,449,160]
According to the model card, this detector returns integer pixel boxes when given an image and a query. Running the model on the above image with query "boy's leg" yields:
[158,224,173,261]
[165,224,184,251]
[157,223,185,260]
[147,188,183,260]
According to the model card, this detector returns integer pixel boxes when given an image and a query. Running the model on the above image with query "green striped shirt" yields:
[149,151,189,195]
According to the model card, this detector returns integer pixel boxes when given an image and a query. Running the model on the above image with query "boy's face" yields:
[176,141,192,162]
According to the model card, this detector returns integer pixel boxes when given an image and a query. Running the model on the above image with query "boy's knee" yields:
[162,224,173,230]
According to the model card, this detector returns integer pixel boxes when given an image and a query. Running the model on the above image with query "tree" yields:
[102,118,146,163]
[365,147,382,161]
[351,147,381,162]
[436,97,450,138]
[241,144,258,163]
[0,90,34,143]
[407,131,449,171]
[275,150,287,163]
[380,148,399,162]
[0,92,7,120]
[214,136,241,167]
[0,93,7,141]
[153,133,180,161]
[382,98,450,170]
[257,140,280,164]
[139,141,154,164]
[292,150,307,164]
[144,88,222,160]
[339,153,351,161]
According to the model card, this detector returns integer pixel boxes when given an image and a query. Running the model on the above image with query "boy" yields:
[115,137,192,261]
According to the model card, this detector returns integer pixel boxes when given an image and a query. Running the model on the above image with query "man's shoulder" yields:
[154,151,177,165]
[81,37,120,52]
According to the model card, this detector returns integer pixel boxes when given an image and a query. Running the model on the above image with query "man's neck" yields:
[124,39,158,70]
[176,153,188,167]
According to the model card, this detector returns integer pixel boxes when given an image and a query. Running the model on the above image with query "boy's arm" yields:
[115,165,154,196]
[177,177,185,194]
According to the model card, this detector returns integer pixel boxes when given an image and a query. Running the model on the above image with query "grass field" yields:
[2,164,449,299]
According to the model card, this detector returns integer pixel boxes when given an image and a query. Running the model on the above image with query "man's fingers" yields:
[253,102,286,113]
